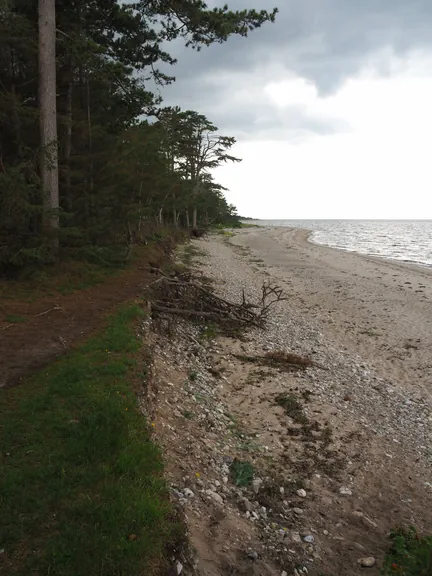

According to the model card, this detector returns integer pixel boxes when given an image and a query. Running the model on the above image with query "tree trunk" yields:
[192,206,197,230]
[64,71,73,213]
[186,210,190,228]
[86,75,94,193]
[173,208,177,227]
[39,0,59,252]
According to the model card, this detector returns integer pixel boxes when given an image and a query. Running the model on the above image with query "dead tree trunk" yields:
[39,0,59,253]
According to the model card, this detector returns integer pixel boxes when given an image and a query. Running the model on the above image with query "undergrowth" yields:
[381,527,432,575]
[0,305,181,575]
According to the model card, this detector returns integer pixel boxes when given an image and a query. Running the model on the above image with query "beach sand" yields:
[234,226,432,401]
[151,227,432,576]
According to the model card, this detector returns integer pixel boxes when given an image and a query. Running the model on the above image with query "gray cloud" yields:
[155,0,432,140]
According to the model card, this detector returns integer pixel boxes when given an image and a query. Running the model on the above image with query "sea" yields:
[247,220,432,269]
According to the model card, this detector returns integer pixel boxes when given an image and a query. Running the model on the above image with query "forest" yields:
[0,0,277,276]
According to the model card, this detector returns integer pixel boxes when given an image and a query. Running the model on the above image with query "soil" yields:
[0,245,166,388]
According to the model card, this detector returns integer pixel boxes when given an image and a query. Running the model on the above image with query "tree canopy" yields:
[0,0,277,275]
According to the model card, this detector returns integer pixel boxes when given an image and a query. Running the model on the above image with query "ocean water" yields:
[249,220,432,268]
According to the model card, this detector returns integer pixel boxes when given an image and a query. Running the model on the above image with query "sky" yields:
[160,0,432,219]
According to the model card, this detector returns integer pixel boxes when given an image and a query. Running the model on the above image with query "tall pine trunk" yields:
[86,75,94,193]
[39,0,59,253]
[64,69,73,213]
[192,206,197,230]
[186,210,190,228]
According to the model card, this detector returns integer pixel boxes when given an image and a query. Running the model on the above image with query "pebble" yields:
[206,490,223,505]
[240,498,254,512]
[296,488,307,498]
[339,486,353,496]
[246,549,258,561]
[171,489,183,499]
[251,478,263,494]
[293,507,304,515]
[357,557,376,568]
[176,561,183,574]
[362,515,378,529]
[281,572,288,576]
[291,532,302,543]
[183,488,194,498]
[303,535,315,544]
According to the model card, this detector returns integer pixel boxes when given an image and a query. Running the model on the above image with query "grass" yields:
[0,305,181,576]
[0,257,117,302]
[0,234,182,302]
[4,314,26,323]
[381,527,432,575]
[179,244,206,267]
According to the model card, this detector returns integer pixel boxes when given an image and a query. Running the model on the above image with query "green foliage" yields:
[4,314,26,323]
[0,305,182,575]
[230,459,255,486]
[381,527,432,575]
[0,0,276,275]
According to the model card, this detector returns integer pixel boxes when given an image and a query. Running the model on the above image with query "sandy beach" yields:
[235,226,432,401]
[151,227,432,576]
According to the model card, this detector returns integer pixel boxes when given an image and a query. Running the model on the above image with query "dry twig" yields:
[146,270,287,333]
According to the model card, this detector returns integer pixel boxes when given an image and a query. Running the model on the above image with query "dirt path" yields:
[0,245,168,388]
[149,231,432,576]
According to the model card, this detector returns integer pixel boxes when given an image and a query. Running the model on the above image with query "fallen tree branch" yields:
[146,271,287,333]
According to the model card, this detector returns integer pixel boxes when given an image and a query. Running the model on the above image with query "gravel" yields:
[197,235,432,469]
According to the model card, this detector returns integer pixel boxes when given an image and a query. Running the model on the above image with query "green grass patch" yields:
[4,314,26,323]
[179,244,206,267]
[0,305,181,576]
[381,527,432,575]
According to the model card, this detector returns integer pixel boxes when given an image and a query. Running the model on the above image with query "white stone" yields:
[206,490,223,505]
[357,557,376,568]
[251,478,263,494]
[296,488,307,498]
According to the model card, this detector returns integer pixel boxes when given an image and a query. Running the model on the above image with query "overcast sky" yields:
[161,0,432,219]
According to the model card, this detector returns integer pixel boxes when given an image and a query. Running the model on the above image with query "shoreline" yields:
[230,226,432,403]
[153,230,432,575]
[250,223,432,274]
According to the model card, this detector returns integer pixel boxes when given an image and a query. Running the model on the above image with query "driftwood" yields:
[233,350,329,371]
[146,270,287,332]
